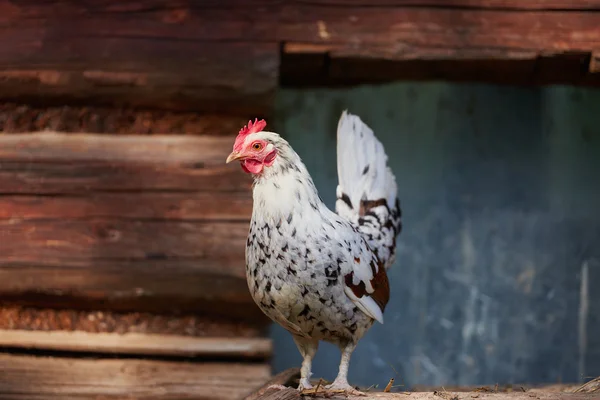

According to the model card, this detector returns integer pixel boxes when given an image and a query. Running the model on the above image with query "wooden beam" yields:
[0,132,263,320]
[0,0,279,114]
[0,132,251,193]
[298,1,600,10]
[0,305,267,338]
[0,330,271,360]
[0,354,271,400]
[0,192,252,221]
[1,0,600,106]
[0,105,250,134]
[279,2,600,87]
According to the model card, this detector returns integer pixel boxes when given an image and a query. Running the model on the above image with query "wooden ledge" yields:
[0,329,272,360]
[253,389,597,400]
[243,369,599,400]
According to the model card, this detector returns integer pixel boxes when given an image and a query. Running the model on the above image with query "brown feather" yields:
[359,198,387,216]
[344,258,390,315]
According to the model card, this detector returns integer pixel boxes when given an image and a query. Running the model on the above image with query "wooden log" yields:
[0,132,251,193]
[0,305,266,338]
[0,104,250,135]
[0,353,271,400]
[0,192,252,221]
[0,329,271,360]
[302,1,600,9]
[1,0,600,108]
[279,2,600,86]
[0,132,262,320]
[0,0,279,114]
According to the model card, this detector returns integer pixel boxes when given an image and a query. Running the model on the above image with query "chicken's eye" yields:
[252,142,263,151]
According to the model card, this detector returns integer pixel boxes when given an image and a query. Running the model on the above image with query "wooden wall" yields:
[0,108,270,399]
[0,0,599,113]
[0,1,599,398]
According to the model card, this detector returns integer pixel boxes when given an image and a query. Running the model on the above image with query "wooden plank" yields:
[278,3,600,86]
[298,1,600,10]
[3,0,600,60]
[0,306,266,338]
[0,330,271,360]
[0,219,246,261]
[0,132,250,193]
[0,1,278,114]
[0,133,261,319]
[278,7,600,59]
[0,105,250,135]
[1,0,600,104]
[0,261,261,319]
[244,368,301,400]
[0,353,271,400]
[0,192,252,221]
[254,388,596,400]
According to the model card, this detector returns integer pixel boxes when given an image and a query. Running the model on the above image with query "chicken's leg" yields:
[326,342,365,395]
[292,335,319,391]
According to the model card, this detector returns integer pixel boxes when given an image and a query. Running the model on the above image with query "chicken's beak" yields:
[226,151,244,164]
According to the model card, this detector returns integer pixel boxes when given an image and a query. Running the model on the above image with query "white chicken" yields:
[226,112,402,394]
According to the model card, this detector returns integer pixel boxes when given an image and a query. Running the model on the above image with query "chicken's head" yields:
[226,118,277,174]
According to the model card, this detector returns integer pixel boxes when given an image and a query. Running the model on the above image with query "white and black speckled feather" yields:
[246,134,379,342]
[335,111,402,269]
[235,112,402,391]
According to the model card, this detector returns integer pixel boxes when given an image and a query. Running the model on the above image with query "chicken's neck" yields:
[251,151,328,227]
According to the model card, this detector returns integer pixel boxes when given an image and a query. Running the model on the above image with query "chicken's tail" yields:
[335,110,402,268]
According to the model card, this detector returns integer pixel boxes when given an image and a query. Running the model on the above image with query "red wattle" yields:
[241,159,264,174]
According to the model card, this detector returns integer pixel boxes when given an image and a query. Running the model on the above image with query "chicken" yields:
[225,112,402,394]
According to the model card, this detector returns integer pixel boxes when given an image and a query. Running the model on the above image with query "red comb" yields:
[233,118,267,151]
[239,118,267,137]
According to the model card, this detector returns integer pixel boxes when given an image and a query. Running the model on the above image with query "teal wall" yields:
[272,83,600,388]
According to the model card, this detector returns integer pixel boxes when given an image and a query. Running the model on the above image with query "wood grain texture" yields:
[0,330,271,359]
[0,354,271,400]
[253,387,597,400]
[0,0,600,106]
[278,1,600,86]
[295,0,600,10]
[0,305,266,338]
[0,192,252,221]
[0,132,261,320]
[0,105,250,135]
[0,132,251,193]
[243,368,301,400]
[0,0,278,114]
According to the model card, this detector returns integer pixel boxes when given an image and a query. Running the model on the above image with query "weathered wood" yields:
[279,2,600,86]
[0,0,600,107]
[0,353,270,399]
[244,368,301,400]
[573,377,600,393]
[0,219,246,261]
[0,104,250,134]
[0,132,251,193]
[0,329,271,360]
[0,1,278,114]
[0,132,261,320]
[0,259,261,320]
[0,305,266,338]
[0,192,251,221]
[254,387,596,400]
[590,52,600,73]
[303,0,600,9]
